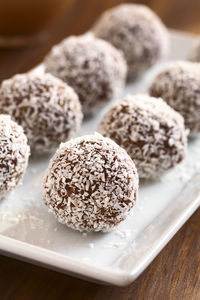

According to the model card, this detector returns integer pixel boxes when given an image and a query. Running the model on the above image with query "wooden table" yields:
[0,1,200,299]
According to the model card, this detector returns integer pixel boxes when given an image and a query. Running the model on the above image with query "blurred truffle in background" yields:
[92,4,169,81]
[188,39,200,62]
[44,34,127,117]
[149,61,200,134]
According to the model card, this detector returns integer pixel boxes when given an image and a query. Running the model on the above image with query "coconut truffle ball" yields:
[188,39,200,62]
[0,72,82,154]
[149,61,200,133]
[0,114,30,199]
[43,133,138,232]
[44,34,127,116]
[92,4,169,81]
[99,94,187,179]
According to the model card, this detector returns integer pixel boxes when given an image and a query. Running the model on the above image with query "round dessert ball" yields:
[44,34,127,116]
[43,133,138,232]
[99,94,187,179]
[92,4,169,81]
[0,114,30,199]
[188,39,200,62]
[0,71,82,154]
[149,61,200,133]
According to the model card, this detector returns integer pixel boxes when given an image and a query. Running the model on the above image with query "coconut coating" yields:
[99,94,187,179]
[44,34,127,116]
[92,4,169,81]
[188,39,200,62]
[0,114,30,199]
[43,133,138,232]
[0,72,82,154]
[149,61,200,133]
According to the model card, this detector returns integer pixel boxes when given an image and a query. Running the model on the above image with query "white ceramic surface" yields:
[0,30,200,286]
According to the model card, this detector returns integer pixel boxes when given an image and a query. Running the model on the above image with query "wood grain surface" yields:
[0,1,200,299]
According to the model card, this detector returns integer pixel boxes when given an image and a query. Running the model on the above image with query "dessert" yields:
[188,39,200,62]
[43,133,138,232]
[0,71,82,154]
[92,4,169,81]
[0,114,30,199]
[44,34,127,116]
[149,61,200,133]
[99,94,187,179]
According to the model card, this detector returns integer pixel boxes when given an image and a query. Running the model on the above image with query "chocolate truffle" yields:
[44,34,127,116]
[149,61,200,133]
[99,94,187,179]
[0,114,30,199]
[188,39,200,62]
[0,72,82,154]
[43,133,138,232]
[92,4,169,81]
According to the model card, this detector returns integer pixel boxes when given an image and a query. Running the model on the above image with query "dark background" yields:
[0,1,200,299]
[1,0,200,81]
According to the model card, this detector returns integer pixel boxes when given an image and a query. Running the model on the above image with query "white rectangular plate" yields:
[0,30,200,287]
